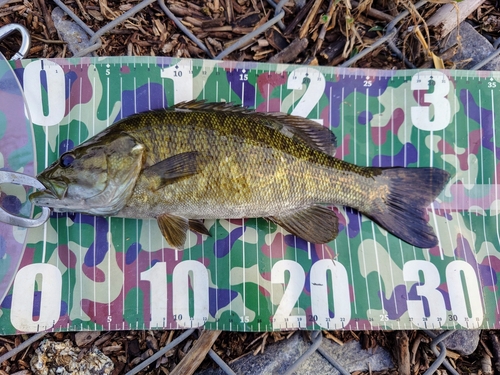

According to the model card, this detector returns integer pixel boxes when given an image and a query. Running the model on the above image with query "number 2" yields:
[287,67,325,125]
[271,260,305,329]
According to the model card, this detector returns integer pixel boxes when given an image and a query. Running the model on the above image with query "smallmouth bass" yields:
[30,101,450,249]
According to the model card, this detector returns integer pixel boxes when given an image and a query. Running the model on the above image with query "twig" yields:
[488,331,500,373]
[426,0,486,39]
[170,330,222,375]
[350,0,395,22]
[75,0,91,20]
[323,331,344,346]
[32,35,66,44]
[311,0,338,57]
[225,0,234,24]
[481,337,495,358]
[322,35,346,64]
[38,0,57,36]
[299,0,324,39]
[394,331,411,375]
[410,334,425,365]
[283,0,315,35]
[268,37,308,63]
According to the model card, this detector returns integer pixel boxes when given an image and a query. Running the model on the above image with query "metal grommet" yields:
[0,171,50,228]
[0,23,31,60]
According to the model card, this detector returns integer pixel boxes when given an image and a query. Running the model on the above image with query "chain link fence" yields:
[0,329,466,374]
[1,0,499,373]
[27,0,499,68]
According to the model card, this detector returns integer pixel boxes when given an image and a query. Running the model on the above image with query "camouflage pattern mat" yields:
[0,57,498,334]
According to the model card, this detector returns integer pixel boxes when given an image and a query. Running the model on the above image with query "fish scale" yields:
[115,107,376,219]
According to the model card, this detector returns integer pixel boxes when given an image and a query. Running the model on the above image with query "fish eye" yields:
[60,153,75,168]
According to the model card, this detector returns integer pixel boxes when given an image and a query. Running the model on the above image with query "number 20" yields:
[271,260,351,329]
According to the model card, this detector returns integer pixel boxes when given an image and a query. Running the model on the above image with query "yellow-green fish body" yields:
[31,101,450,249]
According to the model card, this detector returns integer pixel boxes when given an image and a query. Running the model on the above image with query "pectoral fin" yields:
[143,152,207,190]
[157,213,189,249]
[269,206,339,244]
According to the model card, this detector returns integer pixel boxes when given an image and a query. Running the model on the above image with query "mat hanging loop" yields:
[0,24,31,60]
[0,171,50,228]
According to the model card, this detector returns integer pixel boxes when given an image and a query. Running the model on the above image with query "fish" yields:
[30,100,450,249]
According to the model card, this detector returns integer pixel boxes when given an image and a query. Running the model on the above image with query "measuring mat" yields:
[0,57,499,334]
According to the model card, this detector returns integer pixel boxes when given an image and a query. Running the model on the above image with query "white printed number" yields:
[160,60,193,104]
[23,59,65,126]
[271,260,351,329]
[11,264,62,332]
[410,70,451,131]
[403,260,483,328]
[141,260,209,328]
[287,67,325,125]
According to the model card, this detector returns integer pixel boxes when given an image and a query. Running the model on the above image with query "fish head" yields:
[30,133,145,216]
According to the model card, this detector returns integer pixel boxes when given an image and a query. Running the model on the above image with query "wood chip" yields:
[265,27,289,51]
[446,349,461,360]
[75,331,100,347]
[268,37,308,63]
[323,331,344,346]
[88,8,104,21]
[37,0,56,36]
[426,0,486,39]
[394,331,411,375]
[299,0,324,39]
[170,331,221,375]
[103,345,123,355]
[93,333,113,347]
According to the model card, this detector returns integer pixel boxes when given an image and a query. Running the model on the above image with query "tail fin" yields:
[365,167,450,248]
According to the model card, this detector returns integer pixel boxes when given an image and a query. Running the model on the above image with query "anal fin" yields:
[189,219,211,236]
[269,206,338,244]
[157,213,189,249]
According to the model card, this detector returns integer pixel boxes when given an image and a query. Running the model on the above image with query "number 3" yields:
[410,70,451,131]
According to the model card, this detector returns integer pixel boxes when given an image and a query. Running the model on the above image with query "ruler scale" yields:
[0,57,498,334]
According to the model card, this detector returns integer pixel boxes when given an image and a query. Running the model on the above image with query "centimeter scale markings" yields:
[0,57,498,334]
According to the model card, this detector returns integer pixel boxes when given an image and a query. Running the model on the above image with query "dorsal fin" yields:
[170,100,337,156]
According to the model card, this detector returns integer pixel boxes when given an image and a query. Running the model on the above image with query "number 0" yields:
[11,264,62,332]
[310,260,350,328]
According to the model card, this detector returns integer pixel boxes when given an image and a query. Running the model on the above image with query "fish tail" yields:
[363,167,450,248]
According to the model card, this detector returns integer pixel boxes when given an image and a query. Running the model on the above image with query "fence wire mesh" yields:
[1,0,498,373]
[22,0,498,68]
[0,329,467,374]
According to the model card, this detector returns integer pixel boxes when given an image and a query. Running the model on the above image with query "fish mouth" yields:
[29,177,68,203]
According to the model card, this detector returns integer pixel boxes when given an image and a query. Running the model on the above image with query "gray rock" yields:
[52,7,93,57]
[441,330,481,356]
[444,22,500,71]
[196,332,394,375]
